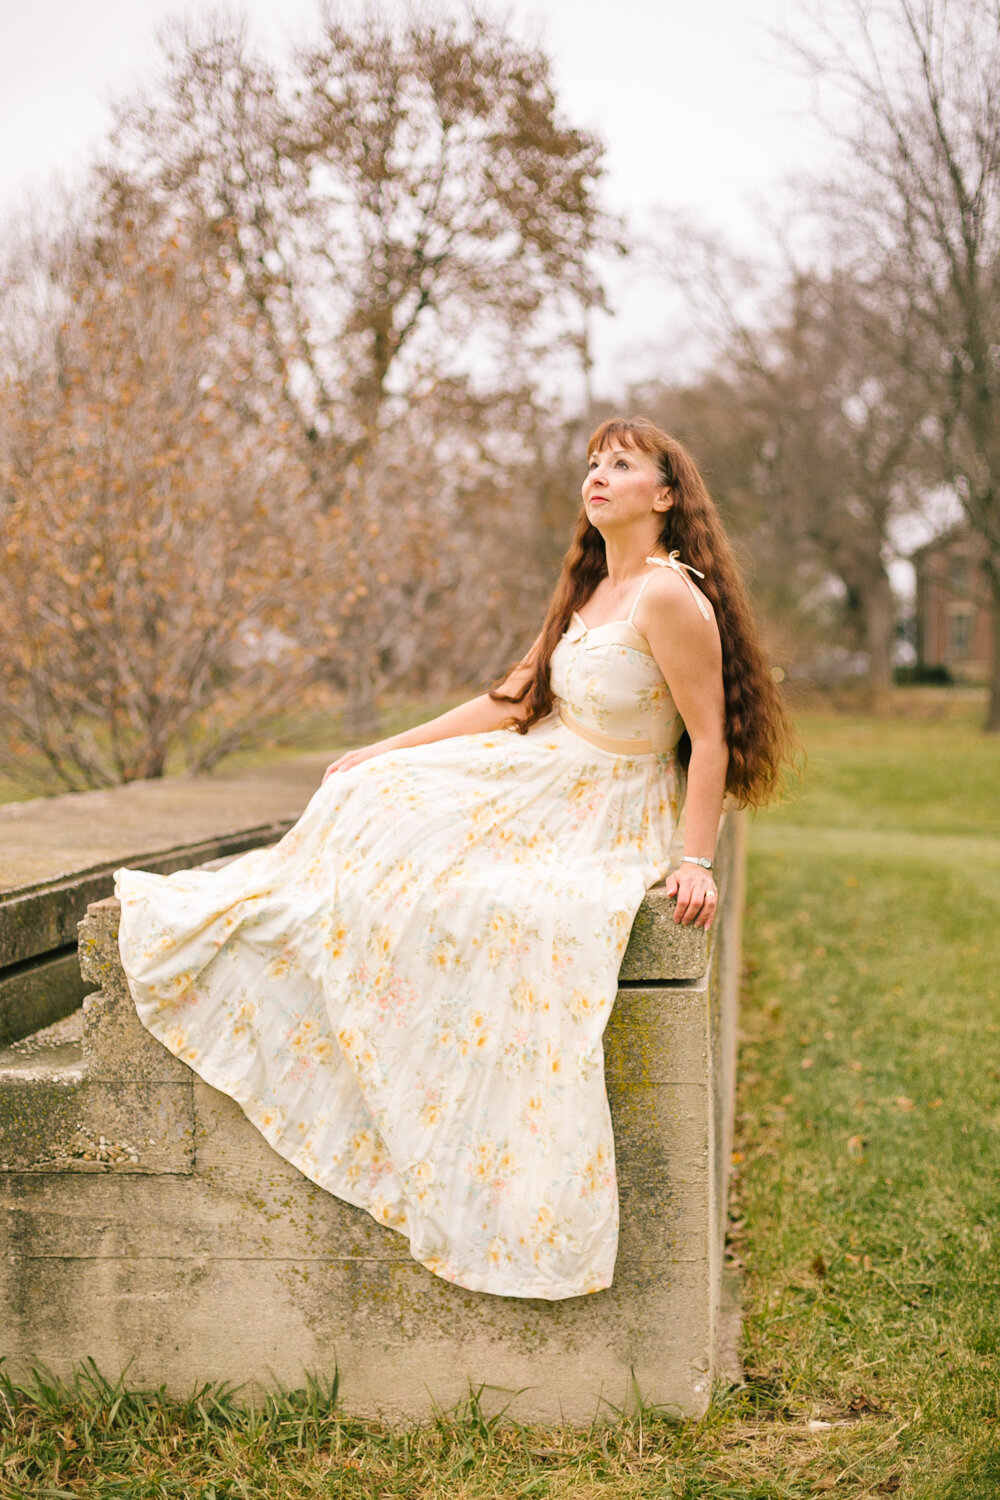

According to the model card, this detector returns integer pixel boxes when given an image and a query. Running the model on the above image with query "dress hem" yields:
[118,929,614,1303]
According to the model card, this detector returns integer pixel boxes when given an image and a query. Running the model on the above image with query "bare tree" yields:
[0,217,314,791]
[103,6,616,732]
[790,0,1000,724]
[650,227,925,688]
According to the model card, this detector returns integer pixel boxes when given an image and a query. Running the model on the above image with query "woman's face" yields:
[582,443,672,531]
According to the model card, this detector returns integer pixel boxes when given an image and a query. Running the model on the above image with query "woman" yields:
[115,416,790,1301]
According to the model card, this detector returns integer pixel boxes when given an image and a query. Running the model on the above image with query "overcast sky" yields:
[1,0,826,394]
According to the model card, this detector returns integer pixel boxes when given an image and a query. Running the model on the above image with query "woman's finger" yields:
[674,880,717,925]
[696,887,718,929]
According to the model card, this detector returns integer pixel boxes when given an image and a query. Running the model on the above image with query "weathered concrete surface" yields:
[0,754,332,973]
[618,889,707,981]
[0,753,332,895]
[0,948,90,1050]
[0,753,333,1042]
[0,814,744,1423]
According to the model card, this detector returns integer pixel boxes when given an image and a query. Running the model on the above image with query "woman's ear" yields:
[653,487,673,512]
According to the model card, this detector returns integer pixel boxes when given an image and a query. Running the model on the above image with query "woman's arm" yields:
[322,637,541,781]
[635,573,729,929]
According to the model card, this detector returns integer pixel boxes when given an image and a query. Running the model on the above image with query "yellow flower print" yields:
[325,921,348,958]
[409,1160,436,1206]
[351,1129,375,1164]
[567,988,603,1022]
[431,940,454,971]
[513,979,542,1013]
[575,1142,613,1198]
[162,971,194,999]
[486,1236,507,1267]
[471,1142,495,1181]
[371,1195,406,1229]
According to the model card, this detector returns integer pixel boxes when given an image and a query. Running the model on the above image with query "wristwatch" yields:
[682,855,714,870]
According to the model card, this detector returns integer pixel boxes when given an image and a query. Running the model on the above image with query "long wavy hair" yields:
[490,415,794,808]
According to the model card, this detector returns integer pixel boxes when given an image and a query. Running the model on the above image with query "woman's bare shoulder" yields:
[638,565,716,631]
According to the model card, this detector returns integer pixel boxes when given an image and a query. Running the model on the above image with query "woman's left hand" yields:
[664,864,718,929]
[322,738,397,782]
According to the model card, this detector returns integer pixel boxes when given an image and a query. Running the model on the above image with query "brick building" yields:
[912,525,993,682]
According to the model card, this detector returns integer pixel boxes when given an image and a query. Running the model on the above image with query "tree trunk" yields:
[340,653,381,742]
[986,572,1000,733]
[863,568,896,696]
[843,563,895,697]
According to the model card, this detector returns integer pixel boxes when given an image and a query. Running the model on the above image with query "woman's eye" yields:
[615,459,629,468]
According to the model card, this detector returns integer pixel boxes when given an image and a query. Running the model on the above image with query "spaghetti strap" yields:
[644,552,712,621]
[626,572,656,626]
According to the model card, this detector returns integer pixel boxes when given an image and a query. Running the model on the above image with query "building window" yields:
[948,554,969,592]
[947,606,974,660]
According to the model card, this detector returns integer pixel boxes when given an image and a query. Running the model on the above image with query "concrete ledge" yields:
[0,948,91,1050]
[0,810,743,1422]
[0,752,338,1046]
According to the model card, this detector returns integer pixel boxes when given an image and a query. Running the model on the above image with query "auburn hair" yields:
[490,415,794,808]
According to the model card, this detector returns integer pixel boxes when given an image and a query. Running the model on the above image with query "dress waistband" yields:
[558,706,653,755]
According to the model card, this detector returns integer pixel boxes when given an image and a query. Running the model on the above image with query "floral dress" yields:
[115,555,710,1299]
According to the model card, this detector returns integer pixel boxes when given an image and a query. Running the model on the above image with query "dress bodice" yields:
[548,552,710,757]
[550,621,683,754]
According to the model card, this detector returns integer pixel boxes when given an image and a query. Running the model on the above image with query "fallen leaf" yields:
[928,1098,943,1109]
[876,1477,902,1494]
[731,1150,745,1165]
[811,1253,827,1279]
[895,1097,915,1111]
[847,1134,867,1157]
[802,1057,815,1070]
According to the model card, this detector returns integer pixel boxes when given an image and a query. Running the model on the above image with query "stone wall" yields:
[0,799,744,1424]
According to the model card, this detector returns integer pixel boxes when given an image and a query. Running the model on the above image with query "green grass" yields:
[1,705,999,1496]
[733,703,1000,1496]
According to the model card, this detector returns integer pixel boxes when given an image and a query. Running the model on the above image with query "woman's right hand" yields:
[322,738,398,783]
